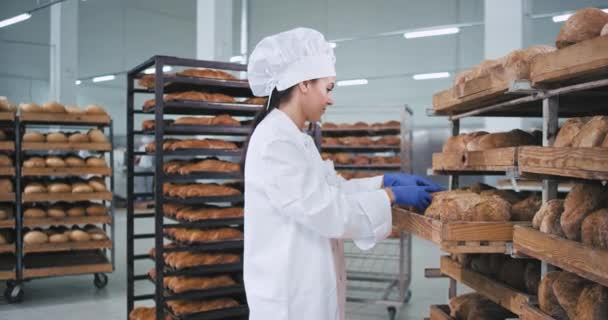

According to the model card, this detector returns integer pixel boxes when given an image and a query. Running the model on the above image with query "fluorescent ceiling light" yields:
[337,79,368,87]
[404,27,459,39]
[75,80,82,85]
[553,8,608,22]
[229,55,244,63]
[329,42,337,48]
[143,66,172,74]
[0,13,32,29]
[92,75,116,83]
[413,72,450,80]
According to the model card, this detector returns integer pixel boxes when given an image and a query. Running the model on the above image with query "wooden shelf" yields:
[513,225,608,288]
[23,215,112,228]
[440,256,534,316]
[23,250,112,279]
[0,193,16,202]
[22,142,111,152]
[518,146,608,181]
[0,112,15,122]
[22,191,113,203]
[429,305,454,320]
[432,147,518,174]
[0,166,15,176]
[531,36,608,85]
[0,141,14,151]
[520,303,556,320]
[20,112,111,125]
[22,167,112,177]
[0,218,15,228]
[24,240,112,254]
[0,270,15,280]
[392,207,522,254]
[0,244,15,253]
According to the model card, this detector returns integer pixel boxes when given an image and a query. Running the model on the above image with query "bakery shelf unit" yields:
[127,56,259,320]
[417,35,608,319]
[319,106,413,320]
[0,111,17,287]
[6,113,116,303]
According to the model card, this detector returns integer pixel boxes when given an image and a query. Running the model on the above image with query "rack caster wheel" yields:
[94,273,108,289]
[4,281,24,303]
[387,306,397,320]
[403,290,412,303]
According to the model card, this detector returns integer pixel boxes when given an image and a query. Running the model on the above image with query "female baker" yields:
[242,28,443,320]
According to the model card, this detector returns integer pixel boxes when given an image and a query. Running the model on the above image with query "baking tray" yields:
[19,112,111,126]
[147,148,243,158]
[163,195,244,205]
[142,100,261,116]
[163,171,243,182]
[321,145,400,153]
[140,125,252,136]
[161,237,244,252]
[147,273,245,301]
[321,127,400,137]
[164,294,249,320]
[164,262,244,277]
[139,74,253,97]
[164,216,244,228]
[334,164,401,171]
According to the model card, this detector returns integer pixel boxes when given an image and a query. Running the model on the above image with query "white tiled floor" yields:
[0,212,464,320]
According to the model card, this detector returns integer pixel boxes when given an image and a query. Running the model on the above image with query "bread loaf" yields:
[553,272,591,319]
[23,157,45,168]
[581,208,608,249]
[87,129,107,143]
[540,202,566,237]
[539,271,569,319]
[24,207,46,218]
[41,101,66,113]
[90,232,108,241]
[0,179,12,194]
[556,7,608,49]
[45,156,66,168]
[65,105,84,114]
[561,183,608,240]
[0,206,11,220]
[19,103,42,113]
[69,230,91,242]
[555,117,589,147]
[424,190,482,221]
[503,45,555,81]
[84,104,107,115]
[0,154,12,167]
[442,131,488,153]
[46,132,67,143]
[533,199,564,229]
[511,195,542,221]
[72,182,93,193]
[575,284,608,320]
[479,189,521,204]
[49,233,69,243]
[24,182,45,194]
[85,156,107,167]
[24,231,49,245]
[47,206,66,218]
[86,204,107,216]
[467,195,512,222]
[68,133,89,143]
[466,129,537,151]
[87,177,107,192]
[572,116,608,147]
[48,182,72,193]
[66,206,86,217]
[65,156,85,167]
[23,132,45,143]
[449,293,483,318]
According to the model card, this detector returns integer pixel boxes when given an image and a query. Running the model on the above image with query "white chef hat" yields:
[247,27,336,97]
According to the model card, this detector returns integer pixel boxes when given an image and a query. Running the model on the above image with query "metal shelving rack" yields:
[3,112,115,303]
[0,111,17,298]
[427,72,608,313]
[126,56,259,320]
[319,106,414,320]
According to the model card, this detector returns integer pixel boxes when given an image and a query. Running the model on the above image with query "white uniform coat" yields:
[244,109,392,320]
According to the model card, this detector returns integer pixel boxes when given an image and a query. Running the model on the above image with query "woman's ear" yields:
[297,81,310,93]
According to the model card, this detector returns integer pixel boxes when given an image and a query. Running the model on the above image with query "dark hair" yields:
[240,86,295,173]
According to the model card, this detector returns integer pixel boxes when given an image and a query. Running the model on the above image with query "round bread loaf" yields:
[69,230,91,242]
[88,178,106,192]
[48,182,71,193]
[45,156,66,168]
[66,206,86,217]
[47,206,66,218]
[68,133,89,143]
[90,232,108,241]
[0,179,12,193]
[539,271,568,319]
[0,206,12,220]
[23,157,45,168]
[23,132,45,142]
[24,207,46,218]
[41,101,66,113]
[87,129,107,143]
[46,132,68,143]
[72,182,93,193]
[85,104,107,115]
[0,154,12,167]
[49,233,69,243]
[65,105,84,114]
[19,103,42,113]
[24,183,46,194]
[86,204,107,216]
[65,156,85,167]
[24,231,49,244]
[85,157,106,167]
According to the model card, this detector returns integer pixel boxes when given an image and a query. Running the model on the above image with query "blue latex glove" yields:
[383,173,445,192]
[389,186,434,212]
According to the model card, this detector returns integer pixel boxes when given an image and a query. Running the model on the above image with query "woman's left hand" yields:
[383,173,445,192]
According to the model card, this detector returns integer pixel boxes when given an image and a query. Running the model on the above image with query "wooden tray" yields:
[518,146,608,181]
[0,218,15,228]
[0,112,15,122]
[0,244,15,254]
[520,303,556,320]
[20,112,111,125]
[429,305,454,320]
[0,166,15,176]
[392,207,521,254]
[513,225,608,287]
[22,167,112,177]
[0,141,14,151]
[0,193,16,202]
[23,250,112,279]
[24,215,112,228]
[440,256,534,316]
[24,240,112,254]
[22,142,111,151]
[432,147,519,173]
[531,36,608,85]
[22,191,113,203]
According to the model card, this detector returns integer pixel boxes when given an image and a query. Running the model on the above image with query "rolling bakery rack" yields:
[1,110,116,303]
[0,109,17,300]
[319,106,413,320]
[393,36,608,319]
[126,56,261,320]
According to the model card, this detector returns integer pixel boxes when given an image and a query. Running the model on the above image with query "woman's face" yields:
[301,76,335,123]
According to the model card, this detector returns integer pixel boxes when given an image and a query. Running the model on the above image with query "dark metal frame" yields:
[127,56,259,320]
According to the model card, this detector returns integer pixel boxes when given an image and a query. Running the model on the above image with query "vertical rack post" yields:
[447,118,460,299]
[109,120,115,270]
[541,95,559,277]
[14,117,22,287]
[126,67,135,316]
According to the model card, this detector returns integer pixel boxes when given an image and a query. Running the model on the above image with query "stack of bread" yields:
[129,307,172,320]
[532,182,608,249]
[553,116,608,148]
[23,225,108,245]
[137,68,238,89]
[22,128,108,144]
[164,227,243,244]
[145,138,238,152]
[141,114,241,130]
[163,158,239,175]
[336,171,382,180]
[148,268,236,294]
[322,135,400,147]
[442,129,540,153]
[321,153,400,166]
[424,183,541,222]
[149,244,240,270]
[23,177,108,194]
[322,121,401,130]
[163,204,243,222]
[20,102,107,115]
[162,183,240,199]
[23,202,108,219]
[539,271,608,319]
[23,155,107,169]
[448,292,514,319]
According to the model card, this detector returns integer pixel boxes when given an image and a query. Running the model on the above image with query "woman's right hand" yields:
[388,186,434,212]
